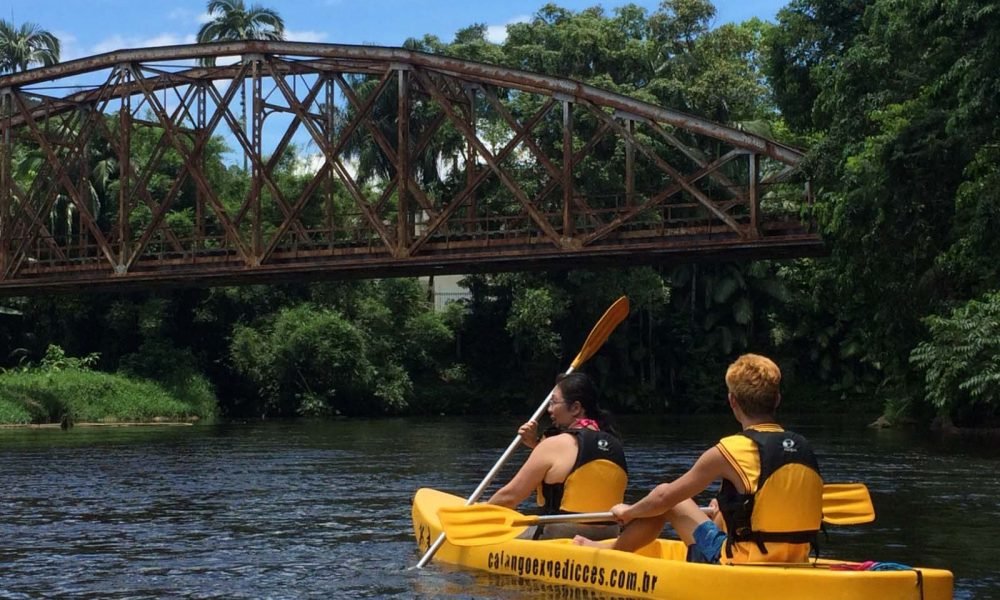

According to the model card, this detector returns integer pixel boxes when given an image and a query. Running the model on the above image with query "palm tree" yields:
[196,0,285,51]
[196,0,285,169]
[0,19,60,74]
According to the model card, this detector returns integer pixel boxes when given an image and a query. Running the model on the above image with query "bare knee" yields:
[664,499,711,545]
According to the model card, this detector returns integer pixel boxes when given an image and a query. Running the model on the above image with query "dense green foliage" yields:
[910,291,1000,423]
[0,345,212,424]
[228,279,455,417]
[765,0,1000,424]
[2,1,998,427]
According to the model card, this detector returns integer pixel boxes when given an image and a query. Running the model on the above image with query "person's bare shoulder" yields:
[537,431,577,451]
[699,445,745,493]
[697,445,727,469]
[533,431,577,460]
[682,446,727,481]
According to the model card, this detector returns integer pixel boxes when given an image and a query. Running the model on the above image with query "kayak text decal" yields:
[487,551,659,594]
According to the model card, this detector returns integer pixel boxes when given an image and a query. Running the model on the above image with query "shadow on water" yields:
[0,416,997,599]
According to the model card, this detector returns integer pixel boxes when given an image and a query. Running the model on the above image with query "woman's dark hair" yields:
[555,372,619,438]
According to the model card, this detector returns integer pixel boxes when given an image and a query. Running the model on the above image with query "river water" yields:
[0,416,996,599]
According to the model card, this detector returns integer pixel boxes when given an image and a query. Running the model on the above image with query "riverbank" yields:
[0,368,216,426]
[0,420,197,429]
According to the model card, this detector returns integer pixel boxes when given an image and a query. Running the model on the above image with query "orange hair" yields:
[725,354,781,417]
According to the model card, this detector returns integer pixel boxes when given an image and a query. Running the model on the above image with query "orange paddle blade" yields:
[438,504,615,547]
[570,296,629,369]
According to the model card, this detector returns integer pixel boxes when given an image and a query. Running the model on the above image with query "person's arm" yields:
[487,436,560,508]
[614,447,728,523]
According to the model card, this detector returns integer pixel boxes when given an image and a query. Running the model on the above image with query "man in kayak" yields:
[574,354,823,564]
[487,372,629,540]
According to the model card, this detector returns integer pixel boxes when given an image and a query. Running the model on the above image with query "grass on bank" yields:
[0,369,214,425]
[0,346,216,425]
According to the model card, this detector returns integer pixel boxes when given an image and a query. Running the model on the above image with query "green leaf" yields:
[732,297,753,325]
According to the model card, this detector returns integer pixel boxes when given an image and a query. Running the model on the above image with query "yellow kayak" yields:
[412,488,953,600]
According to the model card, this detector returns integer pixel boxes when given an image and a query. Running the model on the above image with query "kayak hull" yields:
[413,488,953,600]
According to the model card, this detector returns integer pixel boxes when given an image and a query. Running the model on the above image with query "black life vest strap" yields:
[727,529,819,557]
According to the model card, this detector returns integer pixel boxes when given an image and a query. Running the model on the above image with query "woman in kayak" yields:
[574,354,823,565]
[487,372,628,540]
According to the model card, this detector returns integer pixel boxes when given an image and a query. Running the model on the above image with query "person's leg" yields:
[573,499,711,552]
[671,500,725,563]
[663,499,710,545]
[573,512,670,551]
[538,522,620,541]
[611,512,671,551]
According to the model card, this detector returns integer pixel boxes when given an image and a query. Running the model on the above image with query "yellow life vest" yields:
[536,428,628,514]
[715,424,824,564]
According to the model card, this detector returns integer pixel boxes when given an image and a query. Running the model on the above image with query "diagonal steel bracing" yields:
[0,41,820,294]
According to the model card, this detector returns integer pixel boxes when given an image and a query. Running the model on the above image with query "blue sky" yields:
[7,0,789,61]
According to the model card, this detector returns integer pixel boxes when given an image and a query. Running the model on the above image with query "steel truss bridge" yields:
[0,41,820,294]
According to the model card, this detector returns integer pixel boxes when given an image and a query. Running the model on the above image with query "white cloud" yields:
[91,35,130,54]
[143,33,198,48]
[213,56,242,67]
[293,152,358,180]
[486,15,530,44]
[92,33,197,54]
[285,30,328,43]
[167,8,200,22]
[55,31,83,62]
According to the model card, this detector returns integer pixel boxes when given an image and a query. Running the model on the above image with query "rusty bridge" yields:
[0,41,820,295]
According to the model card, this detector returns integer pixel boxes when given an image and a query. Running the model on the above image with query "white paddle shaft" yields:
[415,367,575,568]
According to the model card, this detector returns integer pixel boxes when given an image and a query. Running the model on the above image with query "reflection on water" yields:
[0,417,996,599]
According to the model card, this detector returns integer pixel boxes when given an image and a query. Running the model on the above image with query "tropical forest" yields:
[1,0,998,433]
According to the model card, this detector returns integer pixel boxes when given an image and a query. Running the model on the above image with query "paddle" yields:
[438,483,875,547]
[439,504,617,546]
[415,296,630,568]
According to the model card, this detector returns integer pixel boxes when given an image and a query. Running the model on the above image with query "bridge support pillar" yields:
[748,153,761,239]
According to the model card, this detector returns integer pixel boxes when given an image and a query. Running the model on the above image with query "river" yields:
[0,416,996,599]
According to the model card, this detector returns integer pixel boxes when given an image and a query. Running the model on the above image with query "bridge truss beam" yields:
[0,41,819,294]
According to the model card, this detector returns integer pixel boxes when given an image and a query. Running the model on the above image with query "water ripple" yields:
[0,417,995,599]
